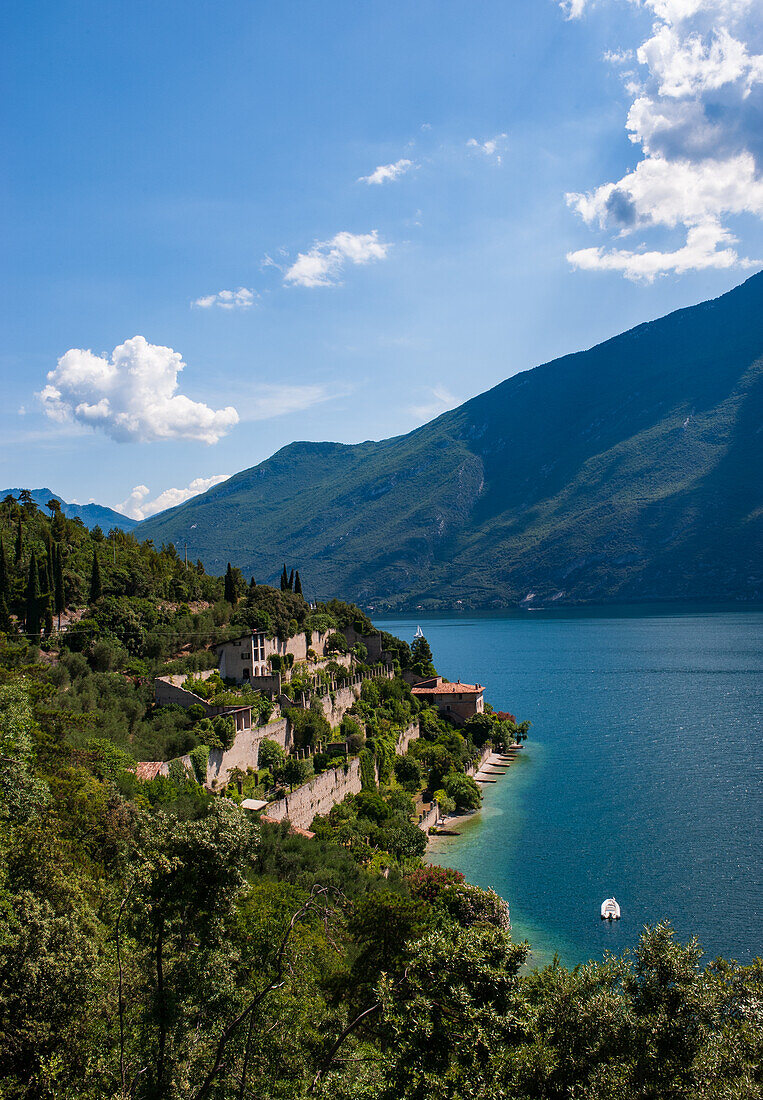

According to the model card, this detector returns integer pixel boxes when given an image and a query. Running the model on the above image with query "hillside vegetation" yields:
[138,272,763,607]
[1,498,762,1097]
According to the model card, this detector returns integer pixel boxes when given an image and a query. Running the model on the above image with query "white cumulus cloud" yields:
[192,287,256,310]
[119,474,230,521]
[38,336,239,444]
[564,0,763,279]
[284,230,390,288]
[358,158,415,184]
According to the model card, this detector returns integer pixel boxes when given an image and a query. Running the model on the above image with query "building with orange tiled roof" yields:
[410,676,484,724]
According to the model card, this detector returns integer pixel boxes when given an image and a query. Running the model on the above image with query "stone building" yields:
[410,676,485,723]
[154,670,255,735]
[212,629,331,683]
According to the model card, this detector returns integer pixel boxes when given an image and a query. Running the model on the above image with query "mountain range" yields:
[135,272,762,607]
[2,488,137,533]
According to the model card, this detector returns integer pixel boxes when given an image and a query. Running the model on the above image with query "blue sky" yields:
[2,0,761,518]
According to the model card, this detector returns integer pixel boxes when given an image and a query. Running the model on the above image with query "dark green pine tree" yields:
[294,570,303,596]
[0,593,12,635]
[14,518,22,566]
[224,563,237,605]
[0,536,9,600]
[249,576,257,590]
[280,565,289,592]
[25,551,41,640]
[288,568,294,591]
[54,544,65,628]
[89,546,102,603]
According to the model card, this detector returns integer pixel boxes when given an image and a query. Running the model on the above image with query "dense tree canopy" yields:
[0,496,760,1098]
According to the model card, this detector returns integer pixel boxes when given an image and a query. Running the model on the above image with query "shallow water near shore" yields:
[377,605,763,968]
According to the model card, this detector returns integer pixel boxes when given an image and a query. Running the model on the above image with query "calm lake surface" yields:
[376,606,763,968]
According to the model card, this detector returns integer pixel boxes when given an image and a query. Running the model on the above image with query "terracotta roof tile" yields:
[411,682,483,695]
[135,762,164,781]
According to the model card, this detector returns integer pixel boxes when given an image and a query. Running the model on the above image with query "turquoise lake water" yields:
[376,606,763,968]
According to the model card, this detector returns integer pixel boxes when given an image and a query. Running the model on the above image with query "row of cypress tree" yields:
[280,564,302,595]
[0,525,101,640]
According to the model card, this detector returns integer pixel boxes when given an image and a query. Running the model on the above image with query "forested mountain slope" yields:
[138,272,763,607]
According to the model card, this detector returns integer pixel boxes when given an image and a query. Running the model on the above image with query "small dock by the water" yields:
[473,745,523,783]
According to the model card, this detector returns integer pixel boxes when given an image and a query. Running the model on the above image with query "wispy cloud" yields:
[192,287,256,310]
[38,336,239,444]
[467,134,508,162]
[242,383,337,420]
[603,48,634,64]
[284,230,390,288]
[119,474,230,521]
[358,158,415,185]
[408,386,458,423]
[558,0,591,21]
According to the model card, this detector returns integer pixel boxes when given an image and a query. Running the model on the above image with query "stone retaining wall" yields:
[396,721,419,754]
[206,717,290,787]
[418,802,439,832]
[264,758,363,831]
[466,743,493,777]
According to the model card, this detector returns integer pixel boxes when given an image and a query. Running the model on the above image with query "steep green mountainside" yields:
[1,487,137,531]
[138,272,763,607]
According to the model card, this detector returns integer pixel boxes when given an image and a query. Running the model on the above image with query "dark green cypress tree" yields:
[294,570,303,596]
[280,565,289,592]
[14,518,22,567]
[25,551,41,640]
[89,547,102,603]
[224,563,237,605]
[43,597,53,638]
[0,594,12,634]
[38,556,48,596]
[45,537,54,593]
[0,537,8,600]
[54,545,65,628]
[249,576,257,590]
[288,568,294,591]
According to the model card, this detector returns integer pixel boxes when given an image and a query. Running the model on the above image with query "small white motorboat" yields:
[600,897,621,921]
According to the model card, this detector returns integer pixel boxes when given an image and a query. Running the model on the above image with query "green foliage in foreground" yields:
[0,668,762,1099]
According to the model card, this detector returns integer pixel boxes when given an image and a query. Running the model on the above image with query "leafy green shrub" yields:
[374,734,396,786]
[444,772,482,811]
[394,753,424,792]
[189,744,210,784]
[439,883,511,931]
[359,747,377,791]
[258,738,285,772]
[283,756,313,789]
[168,758,189,784]
[325,631,347,655]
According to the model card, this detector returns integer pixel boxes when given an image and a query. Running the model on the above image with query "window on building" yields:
[243,668,250,680]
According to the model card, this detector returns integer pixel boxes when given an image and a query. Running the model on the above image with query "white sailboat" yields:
[414,625,425,640]
[600,897,621,921]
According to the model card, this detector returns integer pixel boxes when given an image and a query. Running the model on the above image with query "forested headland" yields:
[1,493,761,1099]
